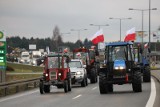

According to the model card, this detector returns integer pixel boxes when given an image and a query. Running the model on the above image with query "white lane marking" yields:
[72,94,82,99]
[92,87,97,90]
[0,90,38,103]
[145,78,156,107]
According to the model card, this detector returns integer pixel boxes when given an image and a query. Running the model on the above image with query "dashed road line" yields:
[72,94,82,99]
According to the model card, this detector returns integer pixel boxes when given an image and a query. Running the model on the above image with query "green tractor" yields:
[99,42,142,94]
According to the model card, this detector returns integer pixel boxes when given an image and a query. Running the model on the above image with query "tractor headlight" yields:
[114,66,125,70]
[45,73,48,77]
[58,73,62,76]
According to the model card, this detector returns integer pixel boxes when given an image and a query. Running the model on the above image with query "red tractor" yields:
[72,47,99,83]
[39,53,71,94]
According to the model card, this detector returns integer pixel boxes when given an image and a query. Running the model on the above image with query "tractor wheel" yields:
[99,74,108,94]
[90,68,97,83]
[64,80,68,93]
[68,79,72,91]
[81,78,86,87]
[108,84,113,92]
[39,81,44,94]
[132,72,142,92]
[57,85,63,89]
[85,77,88,86]
[44,85,50,93]
[143,66,151,82]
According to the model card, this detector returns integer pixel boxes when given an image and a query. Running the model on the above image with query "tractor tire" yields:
[85,77,88,86]
[44,85,50,93]
[39,81,44,94]
[57,85,63,89]
[64,80,68,93]
[68,79,72,91]
[108,84,113,92]
[132,72,142,92]
[143,66,151,82]
[99,74,108,94]
[90,68,97,83]
[81,78,86,87]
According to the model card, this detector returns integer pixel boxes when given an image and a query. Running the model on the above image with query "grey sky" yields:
[0,0,160,43]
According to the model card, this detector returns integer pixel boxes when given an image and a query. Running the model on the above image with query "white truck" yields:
[31,51,42,66]
[19,51,30,64]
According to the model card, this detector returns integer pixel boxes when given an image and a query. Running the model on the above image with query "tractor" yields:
[72,47,99,83]
[39,53,71,94]
[99,42,142,94]
[133,43,151,82]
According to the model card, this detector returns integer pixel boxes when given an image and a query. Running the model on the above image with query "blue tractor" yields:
[133,44,151,82]
[99,42,142,94]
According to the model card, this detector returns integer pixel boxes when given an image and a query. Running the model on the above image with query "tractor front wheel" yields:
[132,72,142,92]
[64,80,68,93]
[39,81,44,94]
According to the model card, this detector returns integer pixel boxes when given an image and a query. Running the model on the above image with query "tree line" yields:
[7,26,93,54]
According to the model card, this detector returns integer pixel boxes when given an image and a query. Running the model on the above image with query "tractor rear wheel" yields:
[132,72,142,92]
[143,66,151,82]
[90,68,97,83]
[81,78,86,87]
[68,79,72,91]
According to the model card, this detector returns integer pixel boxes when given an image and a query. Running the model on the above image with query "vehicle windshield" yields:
[73,52,89,65]
[109,46,127,61]
[69,61,82,68]
[48,57,59,68]
[33,55,41,58]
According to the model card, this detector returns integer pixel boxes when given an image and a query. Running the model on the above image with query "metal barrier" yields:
[0,77,40,97]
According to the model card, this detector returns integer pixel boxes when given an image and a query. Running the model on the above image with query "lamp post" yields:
[129,8,157,45]
[90,24,109,30]
[70,29,87,41]
[109,17,131,41]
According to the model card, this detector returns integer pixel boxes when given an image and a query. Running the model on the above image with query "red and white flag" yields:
[144,43,148,48]
[124,27,136,42]
[91,29,104,45]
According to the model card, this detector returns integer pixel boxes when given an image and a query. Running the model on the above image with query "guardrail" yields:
[0,77,40,97]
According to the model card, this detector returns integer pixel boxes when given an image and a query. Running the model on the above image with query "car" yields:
[69,59,88,87]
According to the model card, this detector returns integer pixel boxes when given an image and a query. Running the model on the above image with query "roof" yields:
[105,41,133,46]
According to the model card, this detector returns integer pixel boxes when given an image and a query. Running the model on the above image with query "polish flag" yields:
[144,43,148,48]
[91,29,104,45]
[124,27,136,42]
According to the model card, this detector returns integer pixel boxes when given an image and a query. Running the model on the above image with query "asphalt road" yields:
[0,78,154,107]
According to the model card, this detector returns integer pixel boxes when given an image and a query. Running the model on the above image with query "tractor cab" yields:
[39,53,72,94]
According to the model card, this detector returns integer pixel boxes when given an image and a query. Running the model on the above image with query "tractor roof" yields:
[105,41,133,46]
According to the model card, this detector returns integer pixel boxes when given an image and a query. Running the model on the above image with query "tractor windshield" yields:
[109,46,127,61]
[48,57,59,68]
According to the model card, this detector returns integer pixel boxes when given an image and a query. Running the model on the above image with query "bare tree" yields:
[52,26,62,51]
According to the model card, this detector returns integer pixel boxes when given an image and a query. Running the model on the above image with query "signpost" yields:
[0,31,6,82]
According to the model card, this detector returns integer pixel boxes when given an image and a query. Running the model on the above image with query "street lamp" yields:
[109,17,131,41]
[129,8,157,45]
[90,24,109,30]
[70,29,87,41]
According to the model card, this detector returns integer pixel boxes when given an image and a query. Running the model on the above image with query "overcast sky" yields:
[0,0,160,43]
